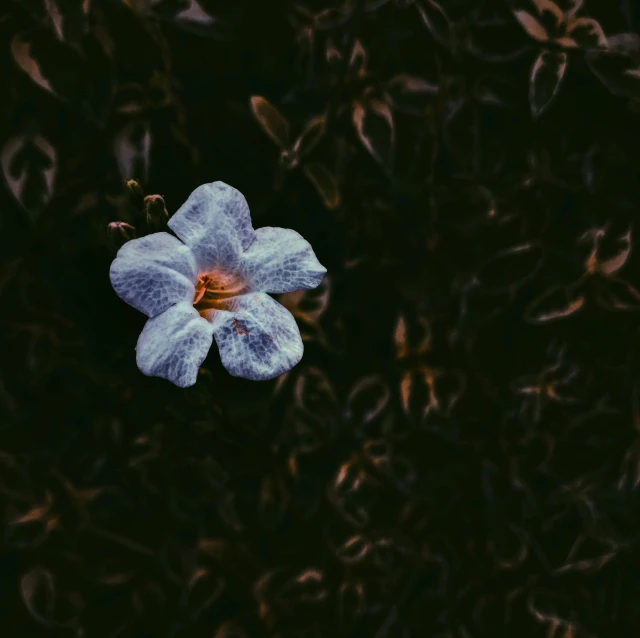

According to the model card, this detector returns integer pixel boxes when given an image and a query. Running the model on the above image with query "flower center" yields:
[193,271,248,316]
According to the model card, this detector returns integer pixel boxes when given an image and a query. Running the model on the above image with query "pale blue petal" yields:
[136,301,214,388]
[210,293,303,381]
[110,232,197,318]
[167,182,256,273]
[239,227,327,294]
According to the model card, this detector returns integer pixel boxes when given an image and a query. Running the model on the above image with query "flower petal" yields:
[110,232,197,318]
[239,227,327,294]
[136,301,214,388]
[167,181,256,273]
[210,292,303,381]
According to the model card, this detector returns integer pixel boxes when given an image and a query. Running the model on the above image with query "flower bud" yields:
[126,179,145,211]
[144,194,169,231]
[108,221,136,249]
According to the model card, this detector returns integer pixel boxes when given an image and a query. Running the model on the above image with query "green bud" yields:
[144,194,169,231]
[126,179,145,211]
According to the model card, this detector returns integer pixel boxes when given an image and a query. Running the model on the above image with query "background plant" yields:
[2,0,640,635]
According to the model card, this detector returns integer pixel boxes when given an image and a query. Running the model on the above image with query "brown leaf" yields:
[344,375,390,425]
[349,39,367,77]
[303,162,340,209]
[292,115,326,159]
[513,10,550,42]
[386,73,439,114]
[11,32,57,97]
[565,17,608,49]
[529,49,568,118]
[250,96,290,148]
[45,0,91,42]
[532,0,565,29]
[394,313,431,360]
[334,534,371,565]
[325,36,343,66]
[524,284,586,323]
[353,99,395,169]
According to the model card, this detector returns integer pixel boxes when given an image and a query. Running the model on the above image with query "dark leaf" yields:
[414,0,454,49]
[349,40,367,77]
[250,96,290,148]
[529,49,568,118]
[596,277,640,311]
[314,6,352,30]
[386,74,439,115]
[292,115,326,159]
[148,0,234,39]
[1,134,57,220]
[400,367,464,423]
[474,242,544,295]
[564,17,608,49]
[21,567,82,628]
[586,48,640,99]
[353,99,395,169]
[303,162,340,209]
[113,121,152,184]
[344,375,390,426]
[45,0,91,42]
[524,283,586,323]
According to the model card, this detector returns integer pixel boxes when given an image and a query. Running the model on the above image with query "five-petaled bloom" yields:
[110,182,327,387]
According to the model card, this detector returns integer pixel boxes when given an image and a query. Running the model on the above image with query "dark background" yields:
[2,0,640,636]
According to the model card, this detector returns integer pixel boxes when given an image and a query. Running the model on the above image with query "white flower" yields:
[110,182,327,387]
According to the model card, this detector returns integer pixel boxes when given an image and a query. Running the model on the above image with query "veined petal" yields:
[167,182,256,273]
[210,292,303,381]
[110,232,197,318]
[240,227,327,294]
[136,301,214,388]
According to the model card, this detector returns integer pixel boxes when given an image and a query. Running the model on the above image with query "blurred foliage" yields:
[2,0,640,636]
